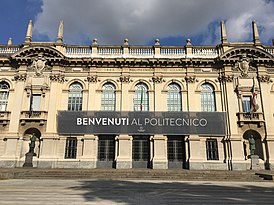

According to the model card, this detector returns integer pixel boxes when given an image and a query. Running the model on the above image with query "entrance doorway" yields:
[132,136,151,168]
[243,130,264,160]
[97,135,115,168]
[167,136,186,169]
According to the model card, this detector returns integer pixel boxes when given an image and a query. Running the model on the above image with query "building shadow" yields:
[68,179,274,204]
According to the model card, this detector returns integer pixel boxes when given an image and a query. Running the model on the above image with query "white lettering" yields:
[77,118,82,125]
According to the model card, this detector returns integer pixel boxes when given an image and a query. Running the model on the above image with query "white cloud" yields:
[33,0,274,45]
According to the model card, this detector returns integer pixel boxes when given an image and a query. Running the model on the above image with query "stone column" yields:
[152,135,167,169]
[80,135,97,168]
[188,135,202,170]
[116,135,132,169]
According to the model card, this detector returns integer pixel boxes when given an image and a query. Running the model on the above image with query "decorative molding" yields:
[218,75,234,83]
[152,76,164,84]
[41,84,50,97]
[258,75,272,83]
[49,74,66,83]
[118,76,131,83]
[86,75,99,83]
[13,73,27,81]
[184,76,197,83]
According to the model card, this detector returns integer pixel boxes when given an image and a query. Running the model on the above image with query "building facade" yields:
[1,20,274,170]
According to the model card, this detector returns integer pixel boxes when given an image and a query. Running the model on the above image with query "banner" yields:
[57,111,226,136]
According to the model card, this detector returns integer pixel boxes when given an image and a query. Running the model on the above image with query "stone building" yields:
[0,20,274,170]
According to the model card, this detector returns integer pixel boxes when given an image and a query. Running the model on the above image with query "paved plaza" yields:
[0,179,274,204]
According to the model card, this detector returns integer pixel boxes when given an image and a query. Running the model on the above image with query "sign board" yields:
[57,111,226,136]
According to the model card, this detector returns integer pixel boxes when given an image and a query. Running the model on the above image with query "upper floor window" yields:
[32,94,41,111]
[0,82,10,111]
[101,83,116,111]
[68,82,83,111]
[167,83,182,111]
[134,83,149,111]
[201,83,216,112]
[242,96,251,113]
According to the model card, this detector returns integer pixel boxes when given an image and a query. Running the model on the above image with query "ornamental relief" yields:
[233,54,256,78]
[28,54,52,76]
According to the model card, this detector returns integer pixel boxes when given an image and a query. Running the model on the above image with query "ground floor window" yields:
[65,137,77,159]
[206,139,219,160]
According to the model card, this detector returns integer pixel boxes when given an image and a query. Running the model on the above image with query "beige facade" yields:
[0,20,274,170]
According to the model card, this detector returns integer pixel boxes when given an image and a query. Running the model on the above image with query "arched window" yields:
[0,82,10,111]
[68,82,83,111]
[167,83,182,111]
[201,83,216,112]
[134,83,149,111]
[101,83,116,111]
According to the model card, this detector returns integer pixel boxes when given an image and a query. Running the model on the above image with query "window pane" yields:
[242,96,251,112]
[101,83,116,111]
[167,83,182,111]
[206,139,219,160]
[201,84,216,112]
[65,138,77,159]
[0,82,9,111]
[68,83,83,111]
[32,95,41,111]
[134,83,149,111]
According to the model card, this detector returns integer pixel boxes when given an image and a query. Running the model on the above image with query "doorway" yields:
[132,136,151,168]
[97,135,115,168]
[167,136,186,169]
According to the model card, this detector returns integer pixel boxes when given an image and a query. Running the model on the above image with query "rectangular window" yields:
[65,137,77,159]
[32,95,41,111]
[242,96,251,112]
[206,139,219,160]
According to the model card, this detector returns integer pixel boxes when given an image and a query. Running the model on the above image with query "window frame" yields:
[133,83,149,111]
[167,83,182,111]
[201,83,216,112]
[0,82,10,112]
[206,139,219,160]
[101,83,116,111]
[65,137,77,159]
[68,82,83,111]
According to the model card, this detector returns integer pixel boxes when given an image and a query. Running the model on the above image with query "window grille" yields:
[0,82,9,111]
[206,139,219,160]
[167,83,182,111]
[101,83,116,111]
[201,83,216,112]
[98,136,115,161]
[68,83,83,111]
[132,136,149,161]
[65,137,77,159]
[168,136,183,161]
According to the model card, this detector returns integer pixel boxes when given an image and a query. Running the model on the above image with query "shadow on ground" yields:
[69,180,274,204]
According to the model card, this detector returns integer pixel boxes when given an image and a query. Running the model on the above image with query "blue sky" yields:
[1,0,274,46]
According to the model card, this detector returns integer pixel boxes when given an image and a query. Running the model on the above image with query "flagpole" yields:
[29,85,33,117]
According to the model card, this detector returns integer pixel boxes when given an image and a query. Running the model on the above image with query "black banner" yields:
[57,111,226,135]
